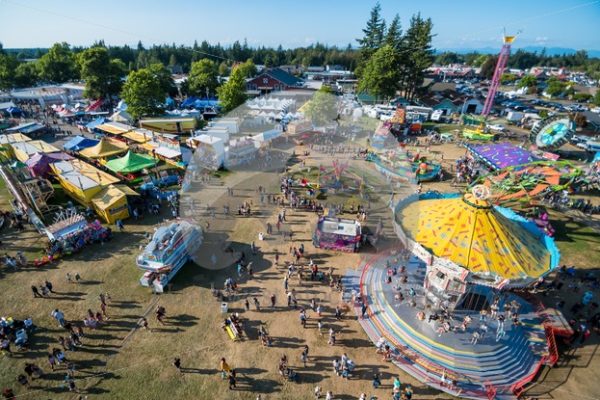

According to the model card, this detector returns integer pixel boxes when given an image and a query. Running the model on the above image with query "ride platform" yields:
[343,254,552,399]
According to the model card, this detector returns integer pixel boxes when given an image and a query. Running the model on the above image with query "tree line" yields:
[0,40,359,91]
[435,49,600,80]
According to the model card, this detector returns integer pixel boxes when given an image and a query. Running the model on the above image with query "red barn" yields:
[246,68,304,94]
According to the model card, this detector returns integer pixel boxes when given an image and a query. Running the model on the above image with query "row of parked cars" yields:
[571,134,600,152]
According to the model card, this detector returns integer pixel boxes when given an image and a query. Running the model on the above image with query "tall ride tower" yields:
[481,33,517,117]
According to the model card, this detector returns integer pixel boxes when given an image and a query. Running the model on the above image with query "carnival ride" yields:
[366,150,442,183]
[459,33,518,141]
[482,33,518,117]
[530,116,575,150]
[345,184,564,398]
[136,220,203,293]
[296,161,367,194]
[461,115,495,141]
[470,160,582,204]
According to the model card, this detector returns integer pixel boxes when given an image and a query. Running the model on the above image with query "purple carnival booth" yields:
[313,216,362,252]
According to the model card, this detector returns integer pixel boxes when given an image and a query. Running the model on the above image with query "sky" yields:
[0,0,599,51]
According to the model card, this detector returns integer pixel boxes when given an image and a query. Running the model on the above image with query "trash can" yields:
[221,302,228,314]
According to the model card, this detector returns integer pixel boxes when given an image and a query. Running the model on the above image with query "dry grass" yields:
[0,144,598,400]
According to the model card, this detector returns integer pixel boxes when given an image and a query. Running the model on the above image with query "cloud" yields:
[535,36,549,44]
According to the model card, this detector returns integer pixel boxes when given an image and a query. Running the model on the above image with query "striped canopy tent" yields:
[396,191,560,284]
[79,138,128,159]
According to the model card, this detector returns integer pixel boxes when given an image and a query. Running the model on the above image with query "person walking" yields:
[471,331,480,345]
[155,306,166,325]
[31,286,41,298]
[44,280,54,294]
[51,309,65,328]
[228,372,237,390]
[300,348,308,367]
[139,317,151,332]
[173,358,183,375]
[220,358,231,378]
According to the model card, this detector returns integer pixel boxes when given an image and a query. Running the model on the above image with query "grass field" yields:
[0,148,598,400]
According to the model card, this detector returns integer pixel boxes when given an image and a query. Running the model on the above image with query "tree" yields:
[121,68,166,120]
[358,45,399,100]
[500,73,517,84]
[480,56,497,80]
[545,77,566,97]
[305,86,338,126]
[0,53,17,90]
[188,59,219,97]
[593,90,600,107]
[147,63,175,95]
[78,47,126,100]
[37,42,77,83]
[356,2,386,76]
[14,62,39,88]
[402,14,435,100]
[218,62,229,77]
[217,66,247,111]
[237,59,257,78]
[384,14,403,50]
[517,75,537,90]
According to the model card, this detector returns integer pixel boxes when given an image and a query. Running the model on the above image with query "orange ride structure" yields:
[346,186,564,399]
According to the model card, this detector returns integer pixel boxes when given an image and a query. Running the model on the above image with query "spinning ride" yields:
[348,185,562,398]
[367,150,442,183]
[530,116,575,150]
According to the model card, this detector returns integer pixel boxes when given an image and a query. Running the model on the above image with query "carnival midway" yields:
[0,2,600,400]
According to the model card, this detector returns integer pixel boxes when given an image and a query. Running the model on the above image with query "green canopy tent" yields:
[105,150,157,174]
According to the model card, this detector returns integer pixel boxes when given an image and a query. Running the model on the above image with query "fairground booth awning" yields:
[395,191,560,282]
[26,152,73,177]
[91,184,139,224]
[10,140,60,162]
[51,159,120,205]
[85,117,106,131]
[0,133,31,145]
[466,142,539,170]
[79,137,128,159]
[63,135,100,151]
[96,121,134,135]
[105,151,157,174]
[6,122,46,135]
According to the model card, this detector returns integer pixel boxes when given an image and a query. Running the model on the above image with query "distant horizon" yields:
[4,43,600,60]
[1,0,599,51]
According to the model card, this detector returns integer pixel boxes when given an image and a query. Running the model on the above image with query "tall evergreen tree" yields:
[402,14,434,100]
[356,2,386,76]
[357,45,400,101]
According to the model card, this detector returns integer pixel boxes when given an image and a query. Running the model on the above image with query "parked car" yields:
[487,124,506,132]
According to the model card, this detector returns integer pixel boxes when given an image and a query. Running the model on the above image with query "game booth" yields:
[91,184,139,224]
[136,221,203,293]
[44,209,112,262]
[105,150,157,182]
[79,137,128,161]
[313,216,362,252]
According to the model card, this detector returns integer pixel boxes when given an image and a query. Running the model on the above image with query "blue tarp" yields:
[6,107,22,115]
[86,117,106,130]
[180,97,219,108]
[63,135,100,151]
